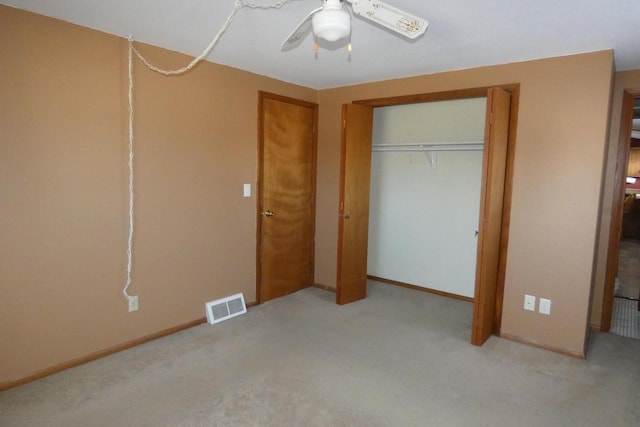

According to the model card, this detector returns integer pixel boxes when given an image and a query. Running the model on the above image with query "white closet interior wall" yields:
[368,98,487,298]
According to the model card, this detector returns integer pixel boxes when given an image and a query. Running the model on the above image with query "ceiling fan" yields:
[281,0,428,50]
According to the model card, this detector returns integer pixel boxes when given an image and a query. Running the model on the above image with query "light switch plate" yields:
[243,183,251,198]
[524,294,536,311]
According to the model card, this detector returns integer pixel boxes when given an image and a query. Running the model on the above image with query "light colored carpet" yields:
[1,281,639,426]
[611,296,640,340]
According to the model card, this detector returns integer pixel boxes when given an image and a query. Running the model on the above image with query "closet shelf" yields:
[372,141,484,152]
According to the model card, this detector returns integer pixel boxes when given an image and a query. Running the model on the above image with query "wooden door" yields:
[336,104,374,305]
[471,88,511,345]
[602,90,640,332]
[257,92,317,303]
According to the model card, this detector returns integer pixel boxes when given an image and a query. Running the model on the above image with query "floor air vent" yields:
[205,293,247,325]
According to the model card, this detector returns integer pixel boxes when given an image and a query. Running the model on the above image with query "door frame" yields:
[601,88,640,331]
[256,91,318,304]
[350,84,520,336]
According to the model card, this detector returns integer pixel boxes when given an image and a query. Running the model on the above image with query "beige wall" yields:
[592,69,640,327]
[314,51,614,356]
[0,6,315,384]
[1,4,617,384]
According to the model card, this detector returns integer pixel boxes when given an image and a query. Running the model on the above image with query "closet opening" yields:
[368,97,486,302]
[337,86,519,345]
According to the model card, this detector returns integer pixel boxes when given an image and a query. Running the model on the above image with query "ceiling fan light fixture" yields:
[312,9,350,42]
[281,0,427,51]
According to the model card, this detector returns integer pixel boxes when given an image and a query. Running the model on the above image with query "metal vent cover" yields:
[205,293,247,325]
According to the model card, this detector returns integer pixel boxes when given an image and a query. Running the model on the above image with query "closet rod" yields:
[372,141,484,152]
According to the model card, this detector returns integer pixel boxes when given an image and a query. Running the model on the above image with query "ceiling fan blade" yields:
[349,0,428,39]
[281,6,323,50]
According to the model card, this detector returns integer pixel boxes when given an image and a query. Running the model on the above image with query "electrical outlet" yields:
[524,294,536,311]
[128,295,139,312]
[539,298,551,315]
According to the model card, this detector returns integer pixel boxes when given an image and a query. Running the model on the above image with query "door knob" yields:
[344,214,350,219]
[262,210,275,217]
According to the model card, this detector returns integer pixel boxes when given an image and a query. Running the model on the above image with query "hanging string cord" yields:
[123,38,136,300]
[128,0,296,76]
[122,0,296,301]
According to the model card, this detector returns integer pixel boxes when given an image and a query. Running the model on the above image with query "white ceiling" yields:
[3,0,640,89]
